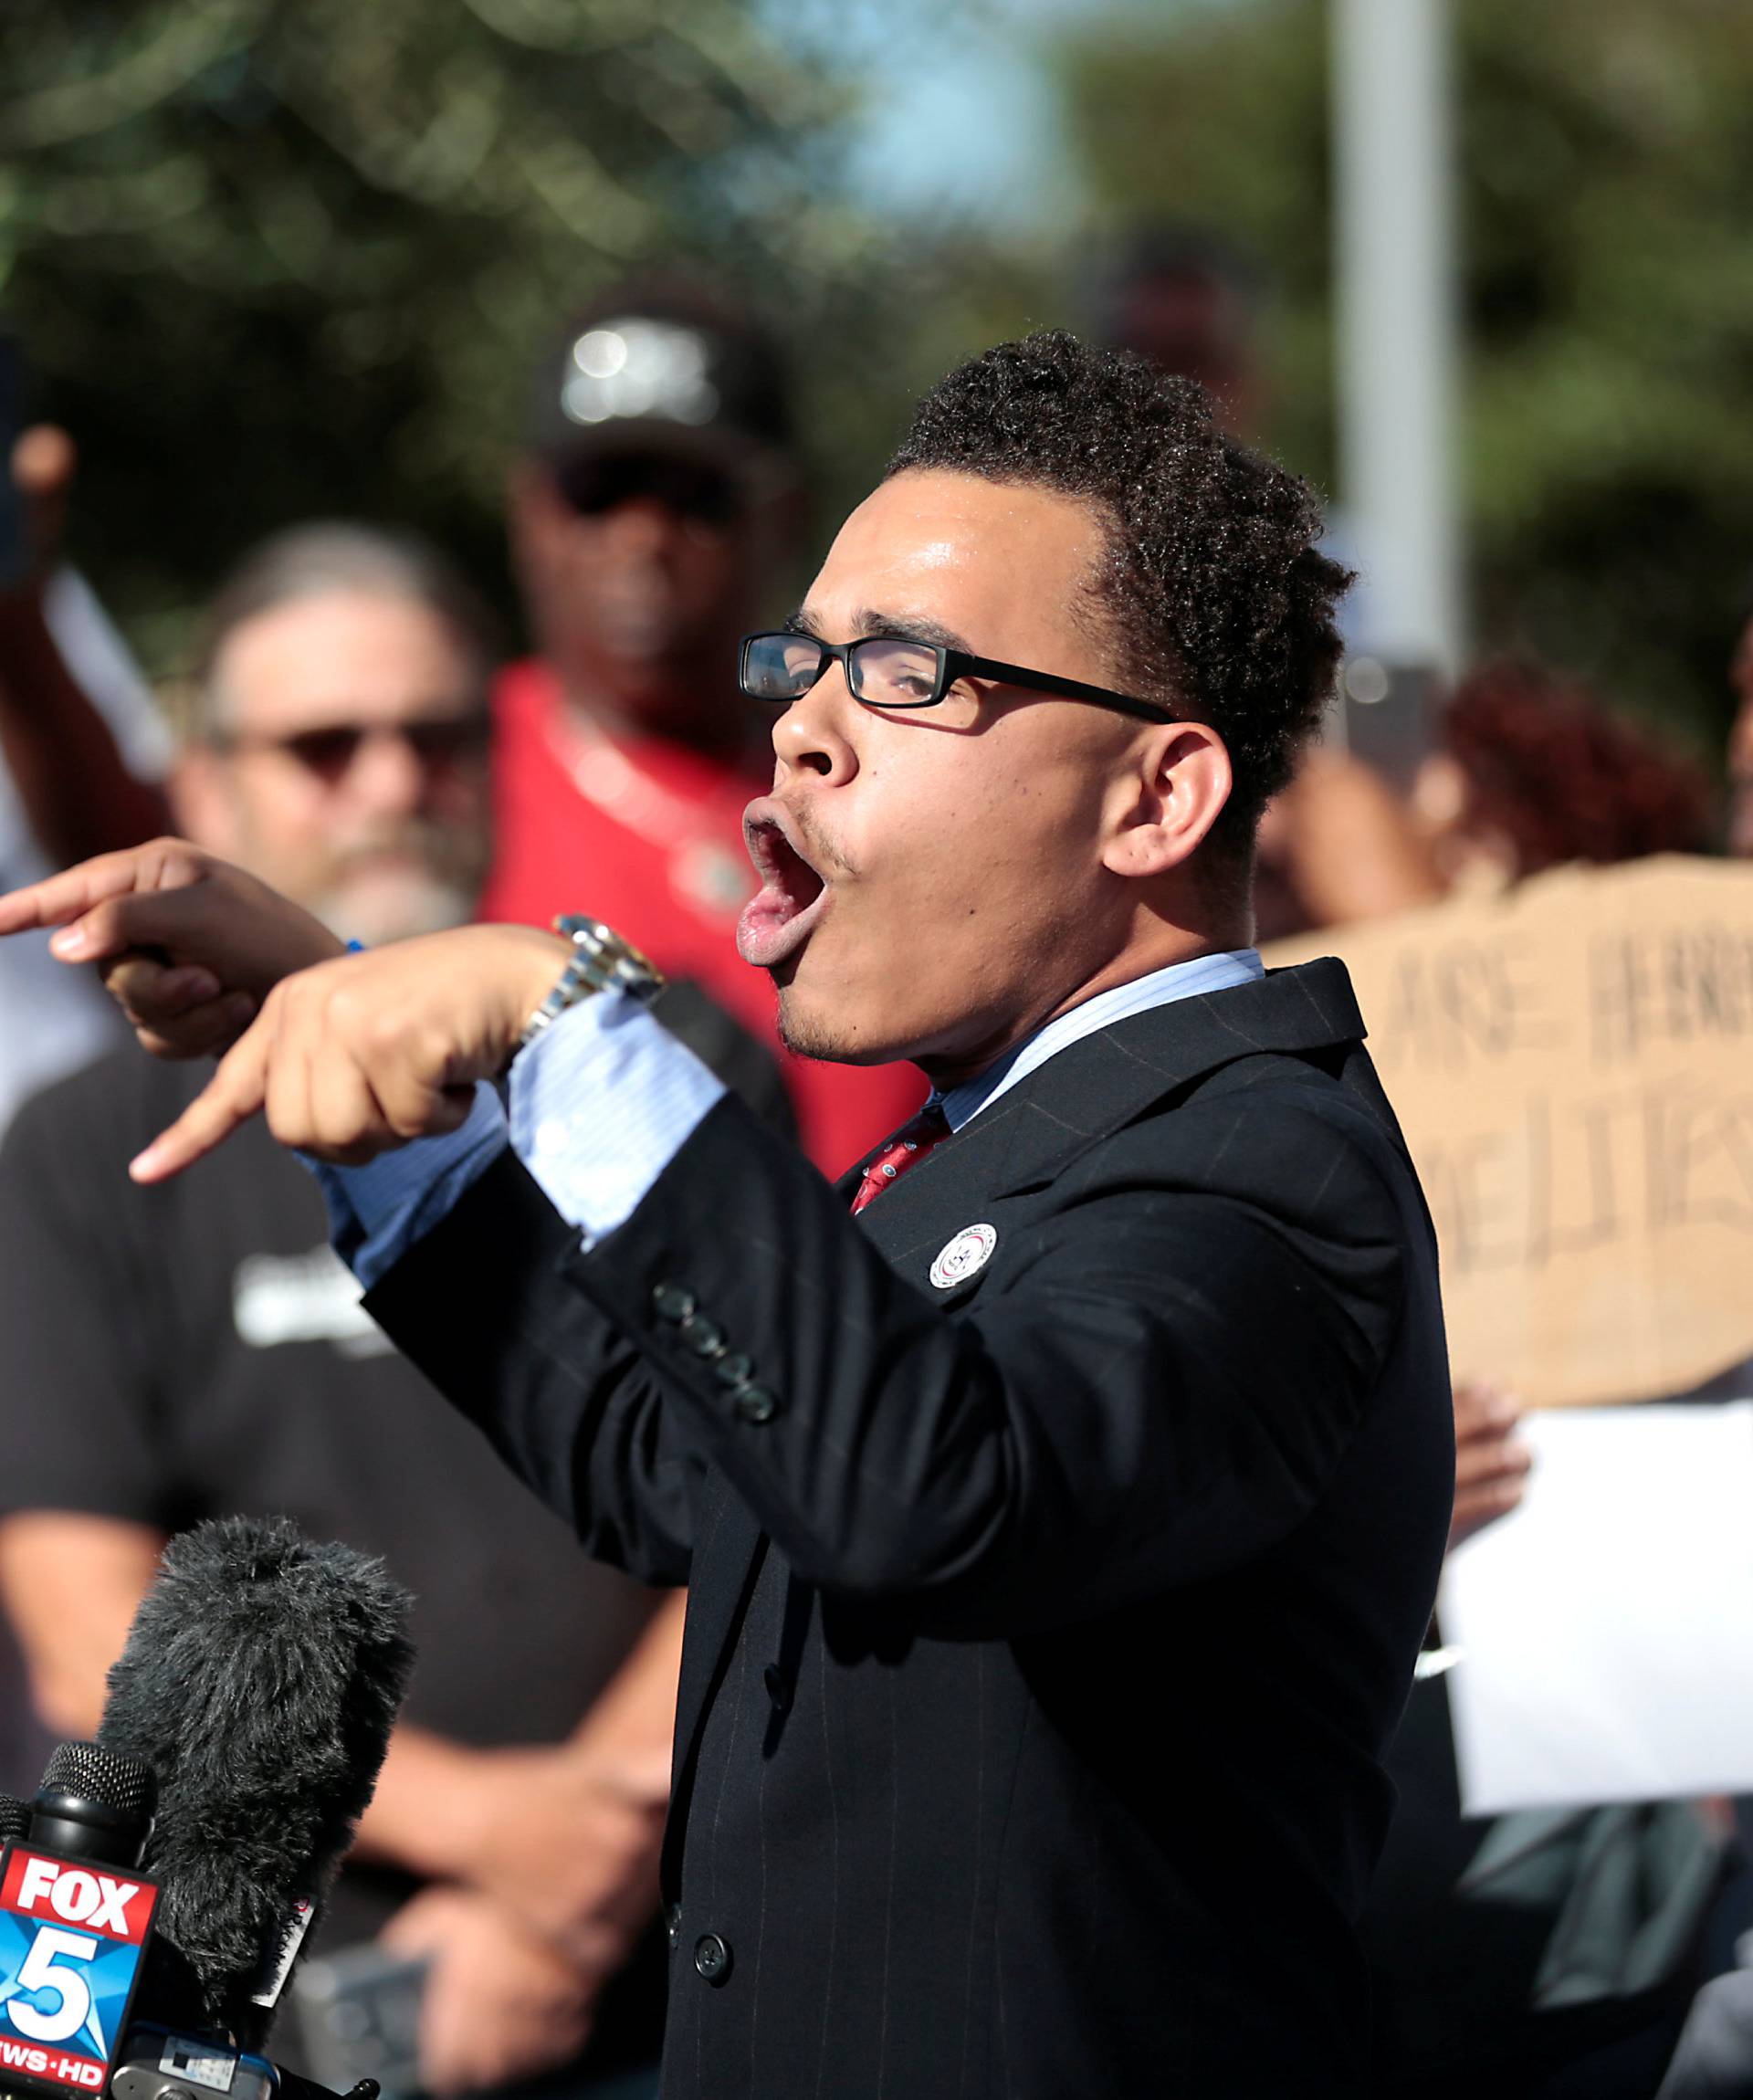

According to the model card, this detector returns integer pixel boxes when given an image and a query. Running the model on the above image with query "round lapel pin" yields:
[929,1223,998,1290]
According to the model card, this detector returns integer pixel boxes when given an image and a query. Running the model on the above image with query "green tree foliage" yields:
[1055,0,1753,758]
[0,0,906,664]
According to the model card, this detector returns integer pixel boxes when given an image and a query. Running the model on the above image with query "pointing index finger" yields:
[0,842,192,939]
[129,1021,271,1183]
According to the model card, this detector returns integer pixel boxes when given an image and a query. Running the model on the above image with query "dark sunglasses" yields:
[219,717,490,784]
[739,630,1175,725]
[555,452,745,527]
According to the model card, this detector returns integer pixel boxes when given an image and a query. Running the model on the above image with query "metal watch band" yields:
[516,915,666,1054]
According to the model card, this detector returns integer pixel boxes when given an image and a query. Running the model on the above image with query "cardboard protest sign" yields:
[1264,856,1753,1408]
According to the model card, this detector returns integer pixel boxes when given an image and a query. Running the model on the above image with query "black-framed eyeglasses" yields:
[739,631,1174,725]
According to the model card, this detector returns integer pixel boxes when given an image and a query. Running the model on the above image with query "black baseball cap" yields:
[527,282,796,492]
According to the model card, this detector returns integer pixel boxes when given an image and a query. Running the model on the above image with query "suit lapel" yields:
[857,957,1365,1269]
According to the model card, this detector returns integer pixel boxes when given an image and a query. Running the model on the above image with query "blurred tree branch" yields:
[0,0,941,670]
[0,3,266,152]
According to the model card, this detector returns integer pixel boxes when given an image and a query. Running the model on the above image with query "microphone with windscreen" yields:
[0,1517,414,2100]
[97,1516,415,2055]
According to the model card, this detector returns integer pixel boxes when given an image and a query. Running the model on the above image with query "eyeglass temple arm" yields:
[945,649,1175,725]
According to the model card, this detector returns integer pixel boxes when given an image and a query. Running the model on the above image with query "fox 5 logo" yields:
[0,1851,158,2087]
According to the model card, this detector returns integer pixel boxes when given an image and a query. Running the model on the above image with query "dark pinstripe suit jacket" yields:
[367,960,1454,2098]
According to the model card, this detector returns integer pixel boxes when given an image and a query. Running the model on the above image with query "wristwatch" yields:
[517,915,666,1054]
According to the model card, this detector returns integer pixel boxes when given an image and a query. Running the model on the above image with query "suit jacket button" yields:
[763,1664,791,1714]
[694,1932,732,1985]
[735,1384,779,1424]
[667,1905,682,1948]
[678,1311,726,1359]
[651,1282,696,1323]
[714,1350,754,1388]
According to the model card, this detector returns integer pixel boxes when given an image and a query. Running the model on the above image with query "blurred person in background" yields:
[486,280,923,1171]
[1411,657,1714,887]
[1089,221,1445,940]
[0,522,791,2100]
[1085,219,1265,441]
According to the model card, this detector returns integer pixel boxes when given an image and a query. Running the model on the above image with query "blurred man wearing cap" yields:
[488,284,923,1172]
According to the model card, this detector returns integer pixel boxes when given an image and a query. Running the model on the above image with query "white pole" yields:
[1331,0,1463,676]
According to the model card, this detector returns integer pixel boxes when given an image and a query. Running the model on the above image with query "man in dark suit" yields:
[0,331,1454,2095]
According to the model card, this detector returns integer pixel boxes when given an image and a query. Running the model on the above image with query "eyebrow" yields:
[784,606,975,655]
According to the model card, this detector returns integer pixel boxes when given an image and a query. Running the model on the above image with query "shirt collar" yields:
[934,948,1265,1133]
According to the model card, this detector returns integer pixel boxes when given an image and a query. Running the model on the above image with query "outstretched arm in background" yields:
[0,430,170,866]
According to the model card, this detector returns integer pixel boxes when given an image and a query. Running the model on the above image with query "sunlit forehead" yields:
[812,468,1115,691]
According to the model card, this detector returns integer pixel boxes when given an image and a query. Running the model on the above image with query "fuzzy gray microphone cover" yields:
[97,1516,415,2047]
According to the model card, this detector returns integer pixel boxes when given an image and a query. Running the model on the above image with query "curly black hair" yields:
[887,331,1351,856]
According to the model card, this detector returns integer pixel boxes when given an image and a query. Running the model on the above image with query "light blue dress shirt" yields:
[314,947,1264,1290]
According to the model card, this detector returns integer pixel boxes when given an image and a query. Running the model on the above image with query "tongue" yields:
[737,878,825,968]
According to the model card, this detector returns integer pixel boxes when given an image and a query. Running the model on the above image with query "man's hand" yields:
[129,923,568,1182]
[379,1887,600,2097]
[436,1741,668,1972]
[357,1601,680,1978]
[1450,1378,1534,1549]
[0,426,74,604]
[0,838,344,1056]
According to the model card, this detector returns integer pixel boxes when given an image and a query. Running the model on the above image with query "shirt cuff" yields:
[509,986,726,1244]
[310,986,728,1287]
[310,1082,509,1289]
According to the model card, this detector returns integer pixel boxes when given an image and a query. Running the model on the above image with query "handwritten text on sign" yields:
[1265,859,1753,1407]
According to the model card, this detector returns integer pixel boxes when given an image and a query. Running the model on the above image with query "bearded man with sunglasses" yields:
[1,335,1454,2097]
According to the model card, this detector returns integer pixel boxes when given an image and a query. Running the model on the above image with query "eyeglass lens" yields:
[743,634,943,709]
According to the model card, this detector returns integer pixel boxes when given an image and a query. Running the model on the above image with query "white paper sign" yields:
[1441,1400,1753,1815]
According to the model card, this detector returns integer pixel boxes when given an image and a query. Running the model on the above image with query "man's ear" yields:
[1100,722,1233,880]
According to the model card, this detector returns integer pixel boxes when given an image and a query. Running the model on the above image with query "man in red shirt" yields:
[487,283,922,1171]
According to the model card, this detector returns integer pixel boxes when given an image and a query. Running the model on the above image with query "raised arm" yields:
[0,431,170,864]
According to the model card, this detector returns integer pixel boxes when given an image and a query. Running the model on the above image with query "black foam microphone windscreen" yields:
[0,1794,27,1845]
[96,1516,414,2047]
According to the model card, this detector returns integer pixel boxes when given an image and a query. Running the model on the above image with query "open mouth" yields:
[737,800,830,970]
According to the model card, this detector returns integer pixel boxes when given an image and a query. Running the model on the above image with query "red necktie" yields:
[849,1100,951,1215]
